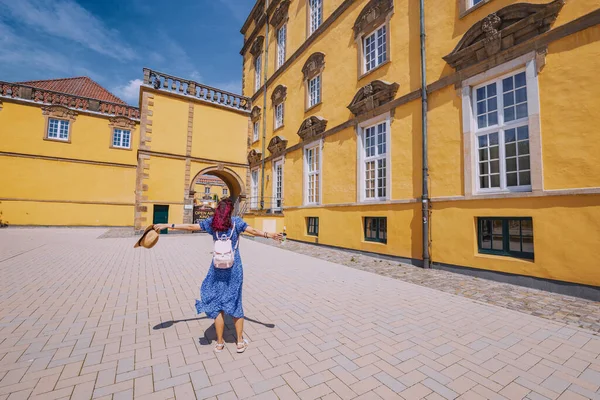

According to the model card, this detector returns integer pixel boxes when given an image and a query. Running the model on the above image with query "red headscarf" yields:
[211,198,233,232]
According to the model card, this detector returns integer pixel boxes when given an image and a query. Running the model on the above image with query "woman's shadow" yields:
[152,315,275,345]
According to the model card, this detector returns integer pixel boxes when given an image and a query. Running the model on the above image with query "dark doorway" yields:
[153,205,169,234]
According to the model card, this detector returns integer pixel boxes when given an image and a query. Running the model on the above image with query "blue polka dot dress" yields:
[195,216,248,319]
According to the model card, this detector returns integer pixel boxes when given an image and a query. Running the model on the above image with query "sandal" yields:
[236,339,248,353]
[214,342,225,353]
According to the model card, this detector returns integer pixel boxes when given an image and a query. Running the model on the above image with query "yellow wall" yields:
[0,100,139,226]
[240,0,600,288]
[431,196,600,287]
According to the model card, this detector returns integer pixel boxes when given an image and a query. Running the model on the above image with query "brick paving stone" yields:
[0,229,599,400]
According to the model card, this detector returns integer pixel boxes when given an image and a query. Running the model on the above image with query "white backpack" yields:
[212,221,238,269]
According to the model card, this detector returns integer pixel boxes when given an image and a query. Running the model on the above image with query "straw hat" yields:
[134,225,160,249]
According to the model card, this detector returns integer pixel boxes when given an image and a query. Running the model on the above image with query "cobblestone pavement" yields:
[253,238,600,334]
[1,228,599,400]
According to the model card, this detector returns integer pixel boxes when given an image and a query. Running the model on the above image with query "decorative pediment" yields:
[251,106,262,122]
[268,135,288,156]
[253,1,265,23]
[297,116,327,142]
[302,52,325,81]
[250,36,265,58]
[247,149,262,165]
[41,105,77,120]
[109,116,136,129]
[271,85,287,105]
[353,0,394,39]
[347,80,399,116]
[270,0,291,27]
[444,0,565,70]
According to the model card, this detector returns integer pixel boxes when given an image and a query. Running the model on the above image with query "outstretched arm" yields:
[244,225,283,241]
[154,223,201,232]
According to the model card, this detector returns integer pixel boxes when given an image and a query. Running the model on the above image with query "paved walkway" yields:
[0,229,598,400]
[253,238,600,333]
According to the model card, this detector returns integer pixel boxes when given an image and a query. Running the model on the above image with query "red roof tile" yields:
[16,77,127,105]
[196,175,226,186]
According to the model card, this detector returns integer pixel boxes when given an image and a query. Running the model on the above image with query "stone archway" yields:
[184,166,247,224]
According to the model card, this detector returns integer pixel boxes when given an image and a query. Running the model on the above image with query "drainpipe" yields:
[260,0,270,210]
[420,0,431,269]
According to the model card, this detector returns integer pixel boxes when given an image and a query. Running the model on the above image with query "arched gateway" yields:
[134,69,251,231]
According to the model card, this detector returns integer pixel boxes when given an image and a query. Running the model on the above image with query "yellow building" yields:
[0,77,140,226]
[241,0,600,298]
[1,0,599,299]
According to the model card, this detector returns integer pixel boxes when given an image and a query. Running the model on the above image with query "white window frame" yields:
[307,75,321,109]
[251,168,259,209]
[303,140,323,205]
[277,23,287,69]
[112,128,131,149]
[254,54,262,92]
[204,186,211,194]
[47,118,70,141]
[308,0,323,36]
[363,23,388,74]
[223,188,228,197]
[272,157,284,211]
[469,0,485,9]
[357,113,392,203]
[461,52,543,197]
[253,121,260,142]
[275,103,284,129]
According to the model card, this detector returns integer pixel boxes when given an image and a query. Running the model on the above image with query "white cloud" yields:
[212,80,242,95]
[0,0,136,61]
[112,79,143,105]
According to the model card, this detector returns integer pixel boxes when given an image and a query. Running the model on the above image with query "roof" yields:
[196,175,227,186]
[15,77,127,105]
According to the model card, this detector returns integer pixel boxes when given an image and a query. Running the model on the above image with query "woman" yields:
[154,198,282,353]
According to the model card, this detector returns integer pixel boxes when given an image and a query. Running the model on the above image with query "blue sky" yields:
[0,0,254,105]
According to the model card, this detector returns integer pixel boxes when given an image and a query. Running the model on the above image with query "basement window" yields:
[307,217,319,236]
[478,217,534,259]
[364,217,387,244]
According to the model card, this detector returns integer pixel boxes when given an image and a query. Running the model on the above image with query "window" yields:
[473,71,531,192]
[364,217,387,244]
[478,217,534,259]
[309,0,323,35]
[253,121,260,142]
[275,103,284,129]
[361,121,388,200]
[204,187,211,194]
[308,75,321,108]
[254,54,262,91]
[277,23,287,69]
[471,0,485,8]
[251,169,259,209]
[47,119,70,141]
[307,217,319,236]
[112,129,131,149]
[364,25,387,73]
[273,159,283,210]
[223,188,228,196]
[305,144,321,204]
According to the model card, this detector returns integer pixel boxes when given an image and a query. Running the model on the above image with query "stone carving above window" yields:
[271,85,287,105]
[109,116,136,130]
[250,36,265,58]
[353,0,394,39]
[251,106,262,122]
[268,135,288,156]
[302,52,325,81]
[444,0,565,70]
[253,1,265,23]
[297,116,327,142]
[347,80,399,116]
[42,105,77,121]
[0,99,3,112]
[248,149,262,165]
[270,0,290,27]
